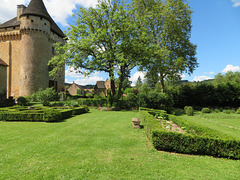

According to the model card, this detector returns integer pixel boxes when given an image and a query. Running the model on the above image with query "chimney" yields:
[17,5,26,21]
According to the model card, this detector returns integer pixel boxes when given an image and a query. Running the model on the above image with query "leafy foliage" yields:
[184,106,194,116]
[33,88,58,106]
[202,108,211,113]
[134,0,198,92]
[49,0,145,105]
[17,96,29,106]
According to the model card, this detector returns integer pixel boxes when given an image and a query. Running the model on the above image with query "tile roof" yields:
[0,17,20,28]
[0,0,65,38]
[0,58,8,66]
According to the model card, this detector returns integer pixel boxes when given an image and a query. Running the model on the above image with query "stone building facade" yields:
[94,79,111,97]
[0,0,65,98]
[67,81,84,96]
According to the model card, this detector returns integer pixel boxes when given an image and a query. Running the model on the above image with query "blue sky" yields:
[1,0,240,85]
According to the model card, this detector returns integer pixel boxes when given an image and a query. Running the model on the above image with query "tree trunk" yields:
[117,65,125,100]
[109,70,115,106]
[160,74,165,93]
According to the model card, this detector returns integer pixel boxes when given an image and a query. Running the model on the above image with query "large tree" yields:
[133,0,198,92]
[49,0,145,104]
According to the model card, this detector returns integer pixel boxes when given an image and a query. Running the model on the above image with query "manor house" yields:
[0,0,65,99]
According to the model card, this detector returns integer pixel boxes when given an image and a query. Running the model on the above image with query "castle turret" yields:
[18,0,65,96]
[0,0,65,98]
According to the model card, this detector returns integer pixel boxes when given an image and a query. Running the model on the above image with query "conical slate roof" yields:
[0,0,64,38]
[20,0,52,22]
[20,0,65,38]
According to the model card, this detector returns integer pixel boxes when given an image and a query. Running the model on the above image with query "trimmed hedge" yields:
[0,106,89,122]
[140,108,240,159]
[152,131,240,159]
[168,115,233,140]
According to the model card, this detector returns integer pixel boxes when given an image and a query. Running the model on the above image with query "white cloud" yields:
[65,66,84,78]
[231,0,240,7]
[65,67,104,85]
[180,74,187,79]
[66,72,103,85]
[222,64,240,73]
[0,0,98,26]
[129,71,146,86]
[193,76,213,82]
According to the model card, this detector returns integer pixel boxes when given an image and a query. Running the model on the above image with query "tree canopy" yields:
[49,0,146,104]
[49,0,198,104]
[133,0,198,92]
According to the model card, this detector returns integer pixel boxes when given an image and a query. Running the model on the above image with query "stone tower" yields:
[0,0,65,98]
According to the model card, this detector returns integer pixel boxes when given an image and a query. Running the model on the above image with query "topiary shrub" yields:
[17,96,29,106]
[184,106,194,116]
[202,108,211,113]
[43,109,62,122]
[236,108,240,114]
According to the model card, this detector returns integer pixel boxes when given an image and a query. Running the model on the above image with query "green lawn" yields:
[0,108,239,179]
[181,112,240,140]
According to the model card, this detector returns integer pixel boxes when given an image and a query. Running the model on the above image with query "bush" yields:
[223,109,235,114]
[214,109,220,113]
[17,96,29,106]
[140,109,240,159]
[236,108,240,114]
[44,109,63,122]
[202,108,211,113]
[35,88,58,105]
[184,106,194,116]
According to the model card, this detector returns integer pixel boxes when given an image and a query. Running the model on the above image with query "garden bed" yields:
[0,105,89,122]
[140,108,240,159]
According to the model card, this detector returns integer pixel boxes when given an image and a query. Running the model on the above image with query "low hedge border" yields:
[140,108,240,159]
[0,106,89,122]
[168,115,234,140]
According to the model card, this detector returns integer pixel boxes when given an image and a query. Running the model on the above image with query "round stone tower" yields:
[19,0,52,96]
[17,0,65,97]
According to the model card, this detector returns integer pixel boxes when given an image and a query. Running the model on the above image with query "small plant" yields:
[184,106,194,116]
[236,108,240,114]
[214,109,220,113]
[202,108,211,113]
[35,88,58,106]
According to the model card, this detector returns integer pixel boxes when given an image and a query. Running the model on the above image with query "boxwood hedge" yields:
[140,108,240,159]
[0,106,89,122]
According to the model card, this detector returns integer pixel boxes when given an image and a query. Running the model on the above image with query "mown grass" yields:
[0,108,239,179]
[181,112,240,140]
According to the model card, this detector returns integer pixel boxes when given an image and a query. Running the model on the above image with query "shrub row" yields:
[152,131,240,159]
[140,108,240,159]
[168,115,234,140]
[0,106,89,122]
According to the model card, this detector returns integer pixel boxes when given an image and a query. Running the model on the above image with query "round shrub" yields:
[214,109,220,113]
[17,96,28,106]
[236,108,240,114]
[184,106,194,116]
[202,108,211,113]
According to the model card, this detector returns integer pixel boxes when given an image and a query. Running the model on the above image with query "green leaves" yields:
[134,0,198,92]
